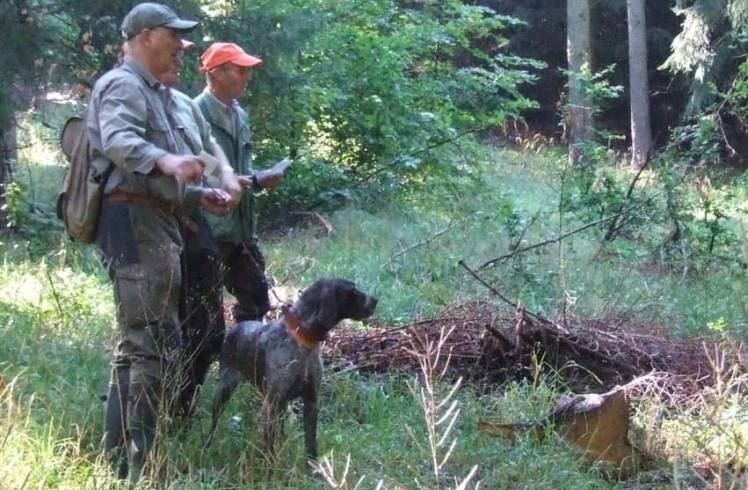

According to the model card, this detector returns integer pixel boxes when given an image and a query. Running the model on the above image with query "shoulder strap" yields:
[60,114,86,162]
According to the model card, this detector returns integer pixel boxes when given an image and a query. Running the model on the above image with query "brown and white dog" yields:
[210,278,377,460]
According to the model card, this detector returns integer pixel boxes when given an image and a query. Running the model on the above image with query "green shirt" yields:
[194,88,256,242]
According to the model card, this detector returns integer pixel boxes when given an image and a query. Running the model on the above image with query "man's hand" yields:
[156,153,204,184]
[237,175,253,189]
[254,168,284,190]
[200,188,233,215]
[220,169,243,207]
[246,158,292,190]
[203,143,242,208]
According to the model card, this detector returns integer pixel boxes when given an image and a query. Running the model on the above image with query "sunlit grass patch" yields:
[0,375,113,489]
[0,240,114,487]
[15,106,72,211]
[0,255,113,340]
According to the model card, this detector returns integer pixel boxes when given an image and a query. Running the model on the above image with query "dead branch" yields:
[458,259,556,327]
[508,207,543,254]
[388,221,457,264]
[478,191,665,271]
[478,212,626,271]
[457,261,651,378]
[603,159,650,242]
[289,211,334,235]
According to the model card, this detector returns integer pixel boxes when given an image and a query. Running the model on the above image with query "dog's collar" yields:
[282,305,326,349]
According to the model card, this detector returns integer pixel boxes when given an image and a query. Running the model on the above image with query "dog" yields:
[210,278,377,461]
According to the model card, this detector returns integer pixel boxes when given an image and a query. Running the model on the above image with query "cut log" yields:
[480,386,637,475]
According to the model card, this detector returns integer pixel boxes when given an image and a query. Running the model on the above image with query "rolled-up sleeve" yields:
[98,78,169,175]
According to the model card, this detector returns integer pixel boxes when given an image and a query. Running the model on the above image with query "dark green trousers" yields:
[98,200,183,484]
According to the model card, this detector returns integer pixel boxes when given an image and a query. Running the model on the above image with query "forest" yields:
[0,0,747,488]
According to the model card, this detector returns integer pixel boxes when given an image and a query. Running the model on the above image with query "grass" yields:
[1,117,747,487]
[0,342,620,489]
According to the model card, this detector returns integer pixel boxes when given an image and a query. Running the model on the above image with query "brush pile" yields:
[325,300,733,392]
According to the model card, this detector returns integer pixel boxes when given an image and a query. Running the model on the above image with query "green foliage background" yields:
[0,0,541,220]
[197,0,541,211]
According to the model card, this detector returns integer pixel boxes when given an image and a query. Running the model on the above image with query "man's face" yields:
[143,26,184,86]
[214,63,253,100]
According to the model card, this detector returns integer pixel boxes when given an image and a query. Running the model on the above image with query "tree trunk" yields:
[0,110,16,231]
[567,0,593,165]
[627,0,652,168]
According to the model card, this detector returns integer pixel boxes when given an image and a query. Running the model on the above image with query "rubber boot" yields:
[102,364,129,480]
[126,383,159,485]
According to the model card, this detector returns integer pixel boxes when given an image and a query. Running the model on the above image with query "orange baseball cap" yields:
[200,42,263,72]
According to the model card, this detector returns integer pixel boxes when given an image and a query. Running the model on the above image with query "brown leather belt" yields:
[106,189,199,234]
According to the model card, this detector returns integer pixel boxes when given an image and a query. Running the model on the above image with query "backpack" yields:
[56,113,113,243]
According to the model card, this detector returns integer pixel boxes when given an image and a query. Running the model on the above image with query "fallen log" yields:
[479,375,665,477]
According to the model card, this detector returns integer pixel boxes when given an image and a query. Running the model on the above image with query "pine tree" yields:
[662,0,748,114]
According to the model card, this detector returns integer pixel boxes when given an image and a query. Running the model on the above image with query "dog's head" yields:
[296,278,377,334]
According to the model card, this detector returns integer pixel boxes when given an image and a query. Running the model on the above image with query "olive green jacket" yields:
[87,57,208,244]
[193,88,256,242]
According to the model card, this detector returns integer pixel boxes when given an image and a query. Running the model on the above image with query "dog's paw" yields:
[228,415,243,434]
[307,459,323,477]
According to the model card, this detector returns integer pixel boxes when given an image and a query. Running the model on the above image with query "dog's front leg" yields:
[260,396,285,460]
[209,367,241,440]
[302,388,318,462]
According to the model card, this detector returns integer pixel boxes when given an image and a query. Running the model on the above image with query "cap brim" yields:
[163,19,198,32]
[232,53,263,68]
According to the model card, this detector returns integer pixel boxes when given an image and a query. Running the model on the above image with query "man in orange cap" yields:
[193,43,288,333]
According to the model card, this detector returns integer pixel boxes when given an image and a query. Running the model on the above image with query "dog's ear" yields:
[311,284,339,330]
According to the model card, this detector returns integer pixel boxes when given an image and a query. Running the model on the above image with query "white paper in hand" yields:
[199,151,223,180]
[269,158,293,174]
[254,158,292,188]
